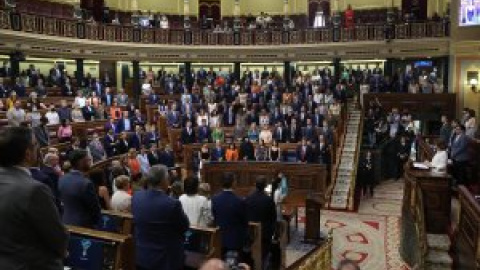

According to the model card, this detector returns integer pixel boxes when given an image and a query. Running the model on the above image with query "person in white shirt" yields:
[74,91,86,108]
[45,105,60,125]
[259,126,273,145]
[159,15,169,29]
[111,175,132,212]
[141,79,152,95]
[425,140,448,171]
[7,101,26,127]
[179,177,209,226]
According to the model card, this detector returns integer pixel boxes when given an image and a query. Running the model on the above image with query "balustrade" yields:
[0,9,449,46]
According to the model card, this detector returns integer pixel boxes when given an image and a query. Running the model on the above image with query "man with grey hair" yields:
[132,165,189,270]
[41,152,62,212]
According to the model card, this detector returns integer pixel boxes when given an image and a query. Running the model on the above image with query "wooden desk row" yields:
[201,161,328,204]
[455,186,480,270]
[67,209,271,270]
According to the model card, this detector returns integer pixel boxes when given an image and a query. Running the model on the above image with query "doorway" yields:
[199,0,221,27]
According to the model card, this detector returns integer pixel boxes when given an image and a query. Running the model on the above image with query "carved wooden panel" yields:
[305,29,319,44]
[222,32,234,45]
[170,30,184,45]
[103,25,117,42]
[341,28,354,42]
[206,32,217,45]
[320,29,331,42]
[201,162,327,200]
[429,22,444,38]
[0,10,9,29]
[272,31,282,45]
[85,24,99,40]
[290,30,301,44]
[395,24,407,39]
[191,30,202,45]
[43,17,57,36]
[63,20,76,37]
[241,31,252,45]
[121,27,133,42]
[141,28,154,44]
[373,25,384,40]
[255,31,269,45]
[355,25,368,41]
[155,29,169,44]
[22,14,36,32]
[411,23,426,38]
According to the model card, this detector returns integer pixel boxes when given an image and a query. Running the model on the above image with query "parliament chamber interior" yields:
[0,0,479,269]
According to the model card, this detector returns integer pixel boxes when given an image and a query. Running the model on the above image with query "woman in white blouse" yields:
[425,140,448,171]
[179,177,208,226]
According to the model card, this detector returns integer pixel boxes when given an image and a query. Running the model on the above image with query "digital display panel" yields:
[459,0,480,26]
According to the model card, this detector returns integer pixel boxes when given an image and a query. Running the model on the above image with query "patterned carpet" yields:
[286,180,410,269]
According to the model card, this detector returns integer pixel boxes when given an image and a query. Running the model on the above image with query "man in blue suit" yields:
[116,111,133,133]
[212,173,249,261]
[211,140,225,161]
[132,165,189,270]
[59,149,101,228]
[450,125,471,185]
[197,119,211,143]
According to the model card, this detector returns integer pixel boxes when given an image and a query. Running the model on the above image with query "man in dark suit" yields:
[158,145,175,168]
[450,125,471,185]
[439,115,452,145]
[302,119,317,142]
[116,111,134,133]
[166,104,181,128]
[287,119,301,143]
[115,132,130,155]
[181,120,196,144]
[103,128,116,157]
[33,116,50,147]
[147,145,161,166]
[212,173,249,261]
[130,126,144,151]
[59,149,101,228]
[0,126,68,269]
[102,87,114,106]
[132,165,189,270]
[13,77,26,97]
[296,138,312,163]
[223,105,236,127]
[245,177,277,267]
[273,122,287,143]
[211,140,225,161]
[81,100,96,121]
[89,132,107,163]
[197,119,211,143]
[41,152,63,212]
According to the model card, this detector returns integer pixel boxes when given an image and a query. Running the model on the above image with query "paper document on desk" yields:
[413,162,429,170]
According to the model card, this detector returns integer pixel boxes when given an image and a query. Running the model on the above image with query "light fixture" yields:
[470,78,479,93]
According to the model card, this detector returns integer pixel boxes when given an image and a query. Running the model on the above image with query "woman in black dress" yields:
[269,140,281,161]
[359,150,375,198]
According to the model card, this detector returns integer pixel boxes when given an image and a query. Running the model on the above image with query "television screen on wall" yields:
[459,0,480,26]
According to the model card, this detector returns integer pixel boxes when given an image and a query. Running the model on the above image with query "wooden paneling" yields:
[201,161,328,203]
[455,186,480,270]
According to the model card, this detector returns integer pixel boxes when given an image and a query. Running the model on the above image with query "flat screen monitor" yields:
[414,60,433,68]
[459,0,480,26]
